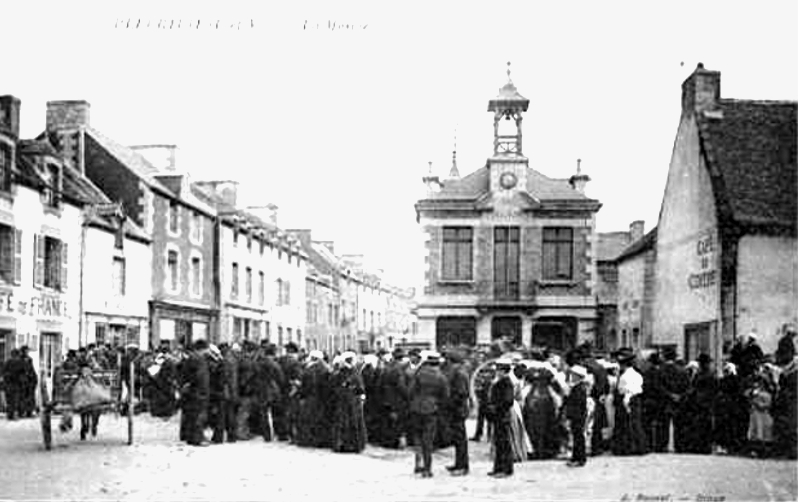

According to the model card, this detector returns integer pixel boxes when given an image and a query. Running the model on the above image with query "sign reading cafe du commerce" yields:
[0,290,69,318]
[688,232,718,290]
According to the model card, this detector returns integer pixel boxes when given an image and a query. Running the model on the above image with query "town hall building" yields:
[414,66,602,351]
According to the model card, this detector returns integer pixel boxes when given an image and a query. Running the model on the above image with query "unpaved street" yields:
[0,414,796,501]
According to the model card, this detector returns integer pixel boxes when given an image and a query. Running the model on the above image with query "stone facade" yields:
[414,70,602,352]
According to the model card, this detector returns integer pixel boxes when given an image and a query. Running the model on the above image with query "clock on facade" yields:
[499,171,518,189]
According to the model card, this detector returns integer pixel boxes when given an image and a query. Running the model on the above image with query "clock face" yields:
[500,171,518,189]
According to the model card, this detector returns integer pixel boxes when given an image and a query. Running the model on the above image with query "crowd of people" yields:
[2,323,796,478]
[0,346,38,420]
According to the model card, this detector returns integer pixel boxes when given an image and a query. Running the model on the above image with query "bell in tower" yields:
[488,62,530,156]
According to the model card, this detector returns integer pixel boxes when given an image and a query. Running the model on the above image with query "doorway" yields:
[531,317,577,353]
[491,316,522,347]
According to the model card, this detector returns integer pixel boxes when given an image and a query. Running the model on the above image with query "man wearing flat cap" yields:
[408,351,449,478]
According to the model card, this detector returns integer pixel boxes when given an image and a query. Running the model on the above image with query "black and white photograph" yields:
[0,1,796,500]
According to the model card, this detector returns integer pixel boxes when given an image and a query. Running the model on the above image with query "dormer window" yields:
[168,200,180,235]
[41,162,61,208]
[0,144,11,192]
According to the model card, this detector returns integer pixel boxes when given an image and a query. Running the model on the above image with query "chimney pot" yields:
[629,220,645,242]
[0,95,21,138]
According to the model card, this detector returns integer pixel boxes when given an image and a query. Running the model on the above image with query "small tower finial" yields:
[448,129,460,179]
[506,61,512,82]
[577,158,582,175]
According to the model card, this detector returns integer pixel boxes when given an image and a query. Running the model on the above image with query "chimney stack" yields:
[568,158,590,194]
[129,144,177,171]
[245,204,278,226]
[0,95,21,138]
[46,100,91,173]
[629,220,645,242]
[46,100,91,130]
[681,63,720,116]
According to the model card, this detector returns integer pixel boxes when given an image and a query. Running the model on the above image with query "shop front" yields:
[0,288,75,398]
[149,300,217,349]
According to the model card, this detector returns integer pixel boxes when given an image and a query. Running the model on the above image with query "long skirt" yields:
[612,395,647,456]
[509,401,531,461]
[523,392,559,459]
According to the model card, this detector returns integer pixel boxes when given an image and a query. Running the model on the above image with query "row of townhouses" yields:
[0,95,416,385]
[413,64,797,364]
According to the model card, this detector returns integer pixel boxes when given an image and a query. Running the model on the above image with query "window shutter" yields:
[13,229,22,284]
[33,234,44,288]
[0,227,12,281]
[60,241,68,291]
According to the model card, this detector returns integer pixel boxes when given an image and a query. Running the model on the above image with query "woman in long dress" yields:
[330,352,367,453]
[523,363,560,459]
[508,360,532,461]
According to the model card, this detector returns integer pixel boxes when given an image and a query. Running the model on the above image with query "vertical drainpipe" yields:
[212,212,222,343]
[78,206,90,348]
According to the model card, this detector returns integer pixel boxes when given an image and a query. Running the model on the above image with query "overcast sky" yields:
[2,0,797,289]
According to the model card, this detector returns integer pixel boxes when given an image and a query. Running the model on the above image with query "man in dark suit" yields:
[443,349,471,476]
[256,343,284,442]
[657,347,690,452]
[379,347,409,449]
[408,351,450,478]
[565,365,589,467]
[487,358,515,478]
[275,342,302,442]
[180,339,211,446]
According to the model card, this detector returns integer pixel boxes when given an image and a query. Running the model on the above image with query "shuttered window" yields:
[13,229,22,284]
[0,225,13,283]
[441,227,473,281]
[33,234,45,288]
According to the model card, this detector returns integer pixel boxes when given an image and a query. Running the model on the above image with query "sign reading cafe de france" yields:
[0,290,69,318]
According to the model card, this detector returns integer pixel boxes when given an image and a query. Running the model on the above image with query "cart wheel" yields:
[41,406,52,451]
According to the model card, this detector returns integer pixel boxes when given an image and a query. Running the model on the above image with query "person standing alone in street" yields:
[408,351,449,478]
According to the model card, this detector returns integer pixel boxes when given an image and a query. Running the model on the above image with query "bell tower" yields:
[488,62,530,195]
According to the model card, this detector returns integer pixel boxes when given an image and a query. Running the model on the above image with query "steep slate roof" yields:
[697,100,797,233]
[16,138,149,241]
[615,228,658,262]
[84,127,172,195]
[595,232,632,261]
[424,165,593,202]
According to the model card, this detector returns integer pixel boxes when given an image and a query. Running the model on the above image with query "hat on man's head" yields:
[284,342,299,354]
[614,347,635,364]
[697,353,712,365]
[392,347,406,359]
[662,346,677,361]
[193,339,209,351]
[408,348,421,358]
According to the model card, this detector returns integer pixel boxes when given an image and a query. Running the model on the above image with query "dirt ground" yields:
[0,413,795,502]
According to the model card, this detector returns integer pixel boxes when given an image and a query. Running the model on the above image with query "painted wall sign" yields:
[688,232,717,290]
[0,290,69,318]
